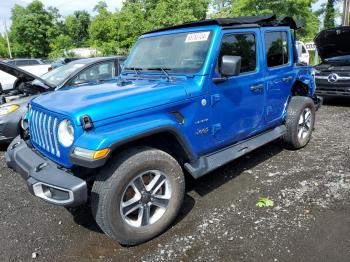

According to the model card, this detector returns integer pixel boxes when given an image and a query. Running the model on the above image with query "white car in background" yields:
[296,41,310,65]
[0,59,51,91]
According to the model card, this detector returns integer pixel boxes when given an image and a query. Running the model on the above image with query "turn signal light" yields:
[93,148,110,160]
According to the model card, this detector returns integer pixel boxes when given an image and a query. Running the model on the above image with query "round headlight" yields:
[57,119,74,147]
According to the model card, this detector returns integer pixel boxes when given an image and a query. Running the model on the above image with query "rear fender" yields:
[295,67,316,96]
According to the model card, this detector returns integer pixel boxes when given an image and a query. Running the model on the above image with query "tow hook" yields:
[35,162,48,172]
[10,141,21,150]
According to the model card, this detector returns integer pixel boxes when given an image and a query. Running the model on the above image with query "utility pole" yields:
[342,0,350,26]
[3,20,12,58]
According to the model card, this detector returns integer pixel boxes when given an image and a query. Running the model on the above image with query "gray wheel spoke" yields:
[298,114,304,125]
[305,111,311,122]
[302,127,308,139]
[122,198,141,216]
[151,196,170,209]
[141,205,151,226]
[148,173,166,194]
[132,177,146,194]
[298,127,303,138]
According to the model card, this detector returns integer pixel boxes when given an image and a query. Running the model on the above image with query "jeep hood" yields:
[31,78,190,125]
[0,61,54,89]
[314,26,350,61]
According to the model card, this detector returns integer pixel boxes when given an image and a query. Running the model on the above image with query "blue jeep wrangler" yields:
[6,15,320,245]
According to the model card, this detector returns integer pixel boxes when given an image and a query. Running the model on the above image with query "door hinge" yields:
[211,94,221,106]
[211,123,221,136]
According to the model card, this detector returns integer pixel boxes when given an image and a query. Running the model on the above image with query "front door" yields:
[211,28,266,147]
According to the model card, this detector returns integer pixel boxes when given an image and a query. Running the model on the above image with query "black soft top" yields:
[146,14,302,34]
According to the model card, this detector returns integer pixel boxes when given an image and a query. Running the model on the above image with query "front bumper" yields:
[5,136,87,207]
[316,89,350,97]
[0,113,22,143]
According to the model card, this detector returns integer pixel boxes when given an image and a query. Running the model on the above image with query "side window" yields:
[30,60,39,65]
[15,60,26,66]
[219,33,256,73]
[265,31,289,67]
[302,45,307,54]
[74,61,115,84]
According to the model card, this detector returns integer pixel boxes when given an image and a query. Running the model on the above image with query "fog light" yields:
[33,182,73,204]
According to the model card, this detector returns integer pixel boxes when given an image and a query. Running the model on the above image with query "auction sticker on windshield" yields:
[185,32,210,43]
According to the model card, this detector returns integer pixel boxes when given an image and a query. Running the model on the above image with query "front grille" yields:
[29,107,61,157]
[316,71,350,77]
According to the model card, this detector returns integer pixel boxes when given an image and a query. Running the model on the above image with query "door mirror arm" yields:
[212,77,228,84]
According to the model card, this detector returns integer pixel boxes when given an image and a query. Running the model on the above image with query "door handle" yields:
[282,76,293,82]
[250,84,264,92]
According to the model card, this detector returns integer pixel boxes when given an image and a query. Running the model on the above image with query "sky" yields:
[0,0,341,34]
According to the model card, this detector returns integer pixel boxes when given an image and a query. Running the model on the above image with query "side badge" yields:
[201,99,207,106]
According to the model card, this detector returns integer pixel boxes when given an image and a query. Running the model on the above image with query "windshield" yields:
[124,31,213,74]
[325,55,350,62]
[33,63,86,87]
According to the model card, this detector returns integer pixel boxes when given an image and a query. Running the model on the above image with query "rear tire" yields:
[91,147,185,245]
[283,96,316,149]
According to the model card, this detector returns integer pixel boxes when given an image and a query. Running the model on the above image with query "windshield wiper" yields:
[124,67,143,76]
[146,67,172,81]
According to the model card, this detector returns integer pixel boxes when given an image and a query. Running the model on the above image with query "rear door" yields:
[262,28,295,127]
[210,28,266,146]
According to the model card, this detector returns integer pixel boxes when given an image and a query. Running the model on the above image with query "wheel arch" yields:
[291,79,309,96]
[108,127,195,164]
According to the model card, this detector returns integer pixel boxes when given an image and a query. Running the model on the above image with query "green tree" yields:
[48,34,74,58]
[147,0,209,29]
[93,1,108,13]
[228,0,319,41]
[323,0,336,28]
[210,0,234,18]
[89,0,210,55]
[65,11,91,47]
[115,1,148,53]
[9,0,61,57]
[88,2,121,55]
[0,34,9,58]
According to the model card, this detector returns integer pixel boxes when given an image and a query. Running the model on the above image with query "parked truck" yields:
[6,14,321,245]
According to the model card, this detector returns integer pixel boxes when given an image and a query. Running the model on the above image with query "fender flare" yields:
[69,126,195,169]
[108,126,195,161]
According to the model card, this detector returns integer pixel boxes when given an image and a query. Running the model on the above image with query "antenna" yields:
[3,19,12,58]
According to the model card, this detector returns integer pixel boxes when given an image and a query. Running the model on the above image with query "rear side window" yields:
[219,33,256,73]
[265,31,289,67]
[302,46,307,54]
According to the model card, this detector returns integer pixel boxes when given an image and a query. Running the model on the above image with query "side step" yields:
[184,125,286,179]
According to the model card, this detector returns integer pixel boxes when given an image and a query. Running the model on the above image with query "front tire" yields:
[283,96,316,149]
[91,147,185,245]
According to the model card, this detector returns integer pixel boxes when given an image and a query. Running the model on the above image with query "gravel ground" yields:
[0,97,350,262]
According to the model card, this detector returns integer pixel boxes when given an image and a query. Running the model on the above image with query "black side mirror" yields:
[213,55,242,84]
[220,55,241,76]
